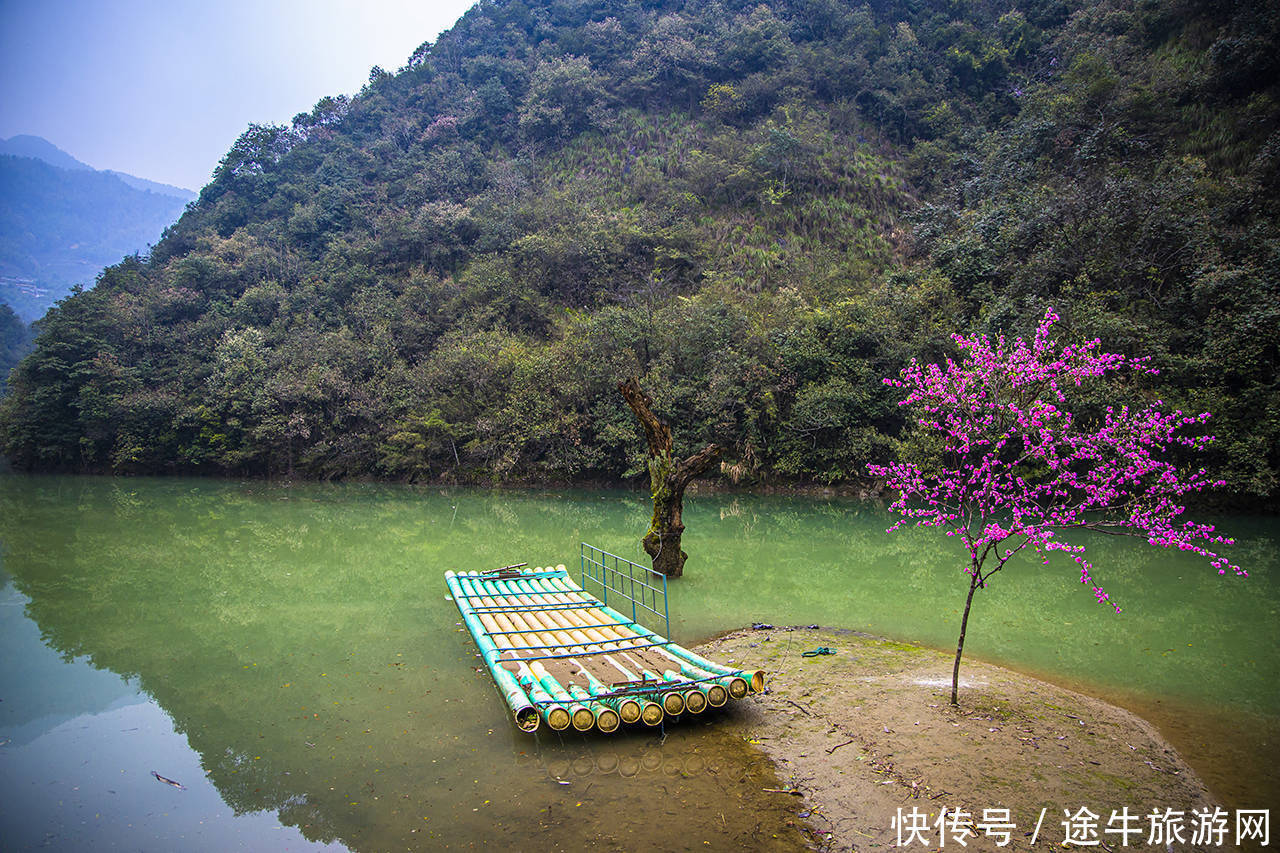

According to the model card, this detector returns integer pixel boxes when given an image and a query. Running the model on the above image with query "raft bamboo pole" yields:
[519,573,725,715]
[520,577,682,691]
[651,647,745,701]
[456,573,587,731]
[533,569,756,707]
[474,576,573,646]
[522,573,634,643]
[477,574,598,661]
[487,575,617,655]
[484,577,628,730]
[602,653,637,681]
[463,574,567,663]
[536,571,766,694]
[484,579,662,726]
[572,662,644,725]
[601,655,665,726]
[528,661,595,732]
[450,572,557,728]
[491,574,648,731]
[464,574,599,731]
[567,682,620,733]
[527,572,751,700]
[661,669,715,712]
[444,571,544,732]
[454,575,572,732]
[495,574,635,654]
[514,667,569,729]
[620,651,686,715]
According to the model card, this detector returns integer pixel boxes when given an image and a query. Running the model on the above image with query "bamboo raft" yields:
[445,563,765,734]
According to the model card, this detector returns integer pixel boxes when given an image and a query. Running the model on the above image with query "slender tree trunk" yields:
[619,377,722,577]
[951,564,982,705]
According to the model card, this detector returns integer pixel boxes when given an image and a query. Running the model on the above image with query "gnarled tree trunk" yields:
[618,377,722,577]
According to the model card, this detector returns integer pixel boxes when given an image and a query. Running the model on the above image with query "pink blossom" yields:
[868,307,1246,617]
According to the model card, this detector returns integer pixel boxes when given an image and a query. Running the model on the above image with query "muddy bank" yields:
[695,627,1224,852]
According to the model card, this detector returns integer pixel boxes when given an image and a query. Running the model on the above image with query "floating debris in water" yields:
[151,771,186,790]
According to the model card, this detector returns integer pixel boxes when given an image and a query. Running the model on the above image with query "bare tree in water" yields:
[618,377,722,577]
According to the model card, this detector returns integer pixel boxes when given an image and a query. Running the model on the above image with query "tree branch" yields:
[618,376,671,458]
[673,441,724,490]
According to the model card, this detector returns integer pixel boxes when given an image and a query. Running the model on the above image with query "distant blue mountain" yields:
[0,136,193,323]
[102,169,196,202]
[0,135,195,201]
[0,134,93,172]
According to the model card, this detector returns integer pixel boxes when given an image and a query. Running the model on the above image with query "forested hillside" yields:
[0,304,32,395]
[0,153,192,321]
[2,0,1276,502]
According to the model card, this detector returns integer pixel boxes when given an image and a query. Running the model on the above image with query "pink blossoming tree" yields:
[868,309,1245,705]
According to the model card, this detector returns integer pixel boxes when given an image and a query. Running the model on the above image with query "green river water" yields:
[0,475,1275,850]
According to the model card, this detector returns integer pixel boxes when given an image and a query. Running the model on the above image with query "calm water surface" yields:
[0,475,1275,850]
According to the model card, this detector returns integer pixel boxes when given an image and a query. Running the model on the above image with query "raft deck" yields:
[445,552,765,734]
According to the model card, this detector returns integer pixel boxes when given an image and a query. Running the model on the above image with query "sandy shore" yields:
[696,626,1226,852]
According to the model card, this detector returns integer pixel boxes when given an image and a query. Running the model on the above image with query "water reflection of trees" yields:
[0,478,815,851]
[0,477,1273,847]
[676,494,1277,716]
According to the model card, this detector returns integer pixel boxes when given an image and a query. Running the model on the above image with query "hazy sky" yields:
[0,0,476,191]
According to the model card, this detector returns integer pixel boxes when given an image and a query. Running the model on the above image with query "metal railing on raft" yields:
[579,543,669,640]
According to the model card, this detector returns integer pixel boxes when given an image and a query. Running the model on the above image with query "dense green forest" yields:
[1,0,1276,503]
[0,303,33,395]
